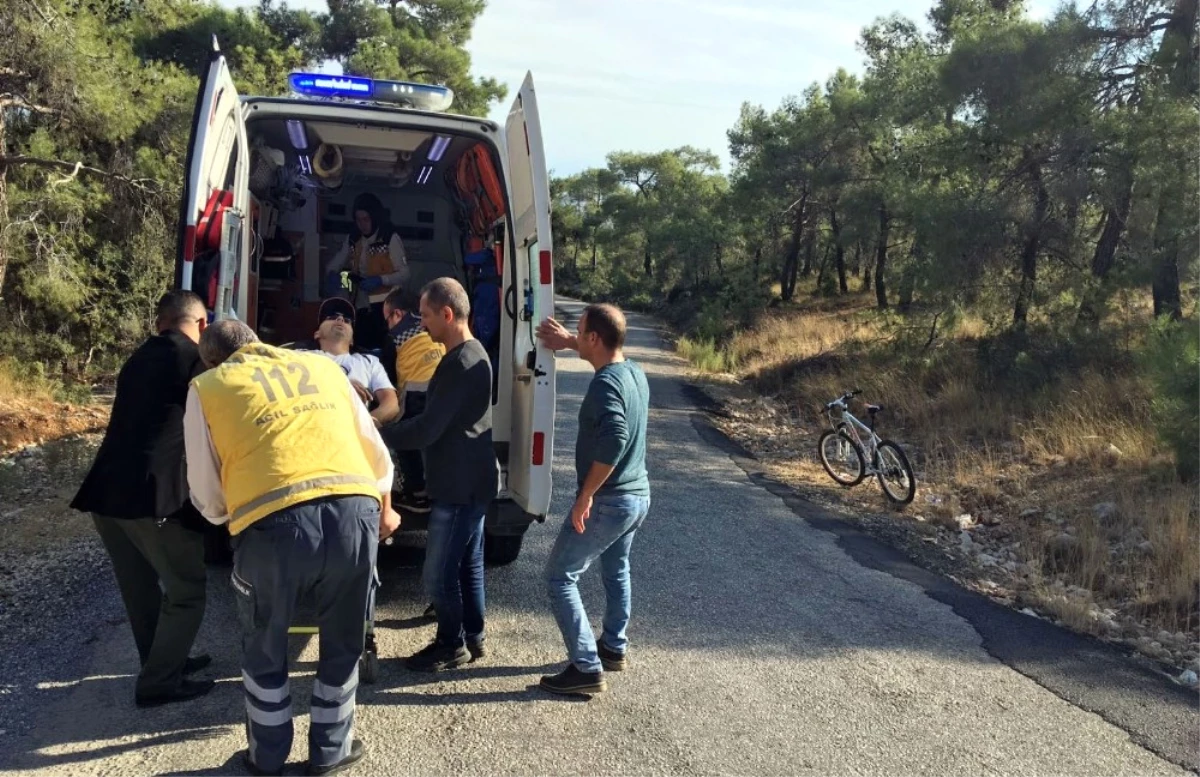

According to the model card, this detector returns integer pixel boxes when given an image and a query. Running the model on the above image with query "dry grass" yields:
[0,359,109,456]
[0,358,57,405]
[682,289,1200,641]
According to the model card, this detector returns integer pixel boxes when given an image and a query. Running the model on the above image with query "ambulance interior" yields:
[226,117,509,370]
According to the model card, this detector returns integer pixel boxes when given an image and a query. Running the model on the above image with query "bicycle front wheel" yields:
[876,440,916,505]
[818,429,866,486]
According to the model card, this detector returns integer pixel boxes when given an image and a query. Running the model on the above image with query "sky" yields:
[224,0,1058,176]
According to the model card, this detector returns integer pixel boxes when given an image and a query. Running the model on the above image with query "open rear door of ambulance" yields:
[504,73,556,518]
[175,39,249,322]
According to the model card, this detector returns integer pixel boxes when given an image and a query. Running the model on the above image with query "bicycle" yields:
[817,389,917,505]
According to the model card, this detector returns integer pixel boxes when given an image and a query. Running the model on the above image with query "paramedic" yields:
[307,297,399,427]
[70,290,214,708]
[324,192,409,351]
[534,305,651,696]
[380,286,445,514]
[381,278,499,673]
[184,319,400,777]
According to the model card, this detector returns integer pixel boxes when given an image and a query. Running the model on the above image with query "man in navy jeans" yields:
[382,277,499,672]
[535,304,650,695]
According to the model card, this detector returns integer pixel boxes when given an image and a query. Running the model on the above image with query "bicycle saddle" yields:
[867,404,883,414]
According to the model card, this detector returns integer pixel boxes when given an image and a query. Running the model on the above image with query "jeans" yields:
[424,500,488,647]
[545,492,650,674]
[231,495,379,773]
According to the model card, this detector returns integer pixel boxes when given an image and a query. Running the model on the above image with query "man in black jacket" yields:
[70,290,215,707]
[382,278,499,672]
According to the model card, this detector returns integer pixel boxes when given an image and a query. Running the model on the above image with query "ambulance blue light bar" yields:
[287,72,455,112]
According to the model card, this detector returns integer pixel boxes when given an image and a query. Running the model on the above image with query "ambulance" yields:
[175,40,556,565]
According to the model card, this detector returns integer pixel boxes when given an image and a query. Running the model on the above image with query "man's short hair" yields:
[582,303,627,350]
[384,286,420,314]
[199,320,258,366]
[156,290,205,328]
[421,277,470,321]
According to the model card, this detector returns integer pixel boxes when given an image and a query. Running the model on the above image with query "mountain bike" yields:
[817,390,916,505]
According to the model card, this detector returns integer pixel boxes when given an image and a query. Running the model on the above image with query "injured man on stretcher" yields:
[291,297,399,428]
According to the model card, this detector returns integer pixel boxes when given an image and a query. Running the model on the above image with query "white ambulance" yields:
[175,41,557,565]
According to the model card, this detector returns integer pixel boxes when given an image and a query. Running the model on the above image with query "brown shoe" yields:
[597,641,627,672]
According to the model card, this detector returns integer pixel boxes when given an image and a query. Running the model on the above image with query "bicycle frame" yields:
[825,399,882,472]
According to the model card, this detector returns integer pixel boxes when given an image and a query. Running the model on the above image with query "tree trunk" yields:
[898,256,915,311]
[801,227,815,277]
[816,242,832,291]
[780,203,806,301]
[862,257,872,291]
[1013,160,1049,330]
[831,207,848,294]
[0,108,8,301]
[1077,167,1134,326]
[874,205,890,308]
[1144,0,1193,321]
[590,240,597,271]
[643,241,652,277]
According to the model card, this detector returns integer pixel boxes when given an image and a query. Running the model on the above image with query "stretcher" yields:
[287,566,382,684]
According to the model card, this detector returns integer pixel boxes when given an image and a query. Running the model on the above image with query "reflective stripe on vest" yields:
[192,344,380,535]
[231,473,378,522]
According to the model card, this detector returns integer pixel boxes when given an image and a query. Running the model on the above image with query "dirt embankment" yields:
[0,397,109,458]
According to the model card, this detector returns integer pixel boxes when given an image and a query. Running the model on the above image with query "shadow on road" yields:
[2,298,1195,774]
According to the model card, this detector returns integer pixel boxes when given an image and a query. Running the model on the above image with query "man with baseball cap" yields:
[306,298,399,428]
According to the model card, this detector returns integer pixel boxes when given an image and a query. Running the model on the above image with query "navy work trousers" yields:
[231,494,379,773]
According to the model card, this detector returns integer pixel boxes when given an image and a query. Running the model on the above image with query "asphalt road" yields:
[1,299,1195,776]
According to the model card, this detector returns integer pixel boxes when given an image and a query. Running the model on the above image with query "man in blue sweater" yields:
[534,304,650,695]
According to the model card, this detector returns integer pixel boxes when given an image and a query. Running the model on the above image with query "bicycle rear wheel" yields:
[876,440,916,505]
[818,429,866,486]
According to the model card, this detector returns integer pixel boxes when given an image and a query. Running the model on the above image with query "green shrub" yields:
[1141,316,1200,481]
[676,336,737,373]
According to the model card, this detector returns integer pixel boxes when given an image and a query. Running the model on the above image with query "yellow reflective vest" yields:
[391,314,444,393]
[192,343,379,535]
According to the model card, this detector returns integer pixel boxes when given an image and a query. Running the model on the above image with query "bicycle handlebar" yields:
[826,389,863,410]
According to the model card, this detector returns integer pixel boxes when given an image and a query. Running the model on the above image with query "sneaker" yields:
[467,638,486,662]
[405,641,470,672]
[597,642,627,672]
[397,492,432,514]
[307,739,364,776]
[539,664,606,696]
[135,677,216,708]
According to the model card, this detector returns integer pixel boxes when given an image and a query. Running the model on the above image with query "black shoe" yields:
[242,750,283,777]
[597,641,627,672]
[539,664,606,695]
[405,641,470,672]
[183,654,212,675]
[397,492,432,514]
[467,638,486,662]
[307,739,364,776]
[135,677,216,708]
[422,603,437,620]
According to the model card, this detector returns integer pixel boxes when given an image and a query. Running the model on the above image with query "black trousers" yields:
[92,514,207,696]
